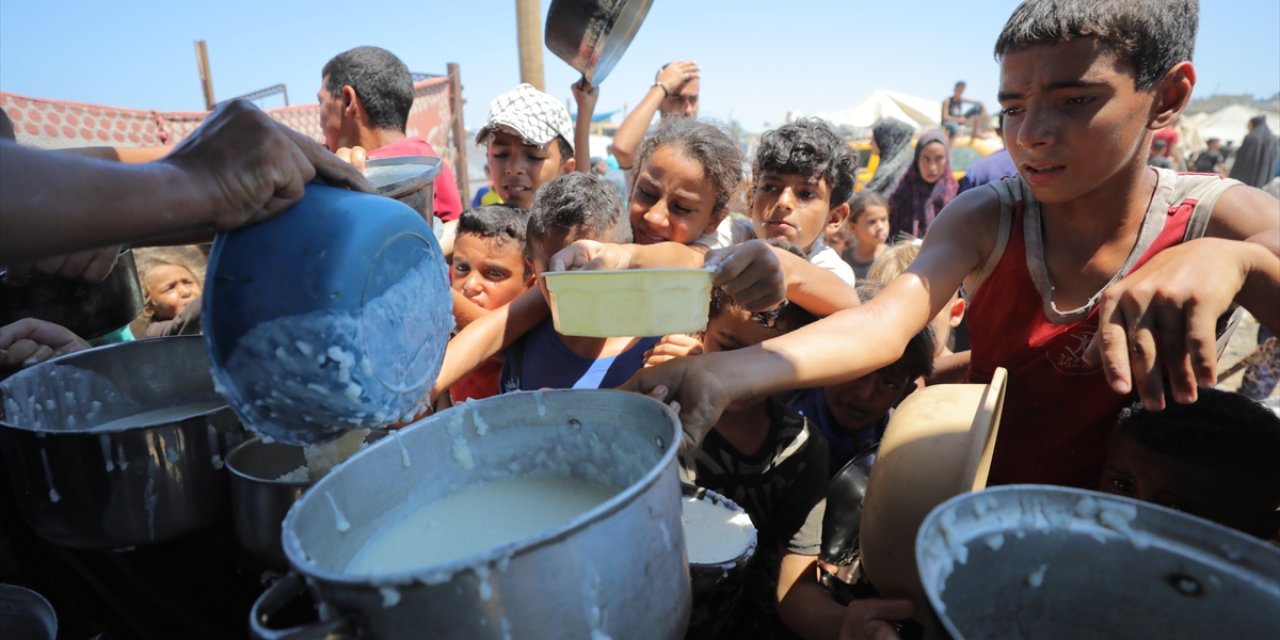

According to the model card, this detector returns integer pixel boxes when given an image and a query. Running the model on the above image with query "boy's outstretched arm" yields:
[1087,186,1280,410]
[571,79,597,174]
[610,61,698,169]
[621,189,994,447]
[433,286,549,397]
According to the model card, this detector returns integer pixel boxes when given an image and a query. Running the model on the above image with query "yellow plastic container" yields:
[542,268,715,338]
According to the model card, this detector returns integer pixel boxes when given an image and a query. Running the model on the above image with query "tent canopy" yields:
[1194,104,1280,146]
[812,90,943,131]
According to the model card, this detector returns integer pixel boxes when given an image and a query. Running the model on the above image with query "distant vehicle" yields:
[851,134,1004,192]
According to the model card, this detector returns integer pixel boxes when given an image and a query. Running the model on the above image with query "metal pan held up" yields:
[545,0,655,84]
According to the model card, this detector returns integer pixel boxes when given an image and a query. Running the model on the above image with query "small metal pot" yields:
[364,155,442,223]
[0,336,246,549]
[252,389,690,639]
[917,485,1280,639]
[545,0,655,84]
[682,485,756,640]
[0,584,57,640]
[227,438,315,568]
[0,248,144,340]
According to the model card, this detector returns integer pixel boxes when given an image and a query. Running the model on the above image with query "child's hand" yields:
[838,598,915,640]
[705,240,786,312]
[656,61,699,94]
[643,334,703,367]
[1085,237,1278,410]
[0,318,90,370]
[621,354,733,453]
[571,77,598,112]
[549,239,633,272]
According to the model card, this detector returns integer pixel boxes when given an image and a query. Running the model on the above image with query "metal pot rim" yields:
[282,389,682,587]
[0,336,226,434]
[225,437,315,488]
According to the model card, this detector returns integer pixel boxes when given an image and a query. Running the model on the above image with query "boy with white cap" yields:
[476,83,577,211]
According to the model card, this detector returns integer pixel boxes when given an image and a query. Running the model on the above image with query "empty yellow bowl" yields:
[542,268,715,338]
[859,367,1007,611]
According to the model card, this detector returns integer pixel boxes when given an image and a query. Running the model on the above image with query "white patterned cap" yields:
[475,83,574,154]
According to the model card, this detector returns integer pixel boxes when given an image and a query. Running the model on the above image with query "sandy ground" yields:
[1215,311,1277,398]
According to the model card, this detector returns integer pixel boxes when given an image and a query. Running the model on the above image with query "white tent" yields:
[812,90,943,131]
[1194,104,1280,146]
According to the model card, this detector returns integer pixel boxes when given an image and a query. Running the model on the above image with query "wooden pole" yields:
[194,40,216,110]
[447,63,470,198]
[514,0,545,91]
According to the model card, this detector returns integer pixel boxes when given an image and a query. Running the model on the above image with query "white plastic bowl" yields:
[542,268,715,337]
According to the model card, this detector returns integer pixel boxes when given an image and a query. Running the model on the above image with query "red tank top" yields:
[967,170,1236,488]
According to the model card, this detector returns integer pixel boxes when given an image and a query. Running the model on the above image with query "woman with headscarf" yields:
[864,119,916,196]
[888,130,958,238]
[1228,115,1279,188]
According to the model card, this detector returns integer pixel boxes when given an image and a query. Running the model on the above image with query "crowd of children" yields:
[1,1,1278,639]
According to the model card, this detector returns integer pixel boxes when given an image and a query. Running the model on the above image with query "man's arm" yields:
[611,62,698,169]
[1,100,368,265]
[571,79,598,174]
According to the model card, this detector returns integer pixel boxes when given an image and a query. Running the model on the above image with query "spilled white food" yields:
[681,495,755,565]
[220,258,452,444]
[87,400,228,432]
[346,476,617,575]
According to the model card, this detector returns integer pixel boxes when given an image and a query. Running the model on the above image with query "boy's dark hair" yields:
[526,172,629,249]
[855,280,936,379]
[754,118,857,207]
[848,191,889,223]
[458,205,530,244]
[322,46,414,132]
[1248,115,1267,128]
[637,117,744,213]
[993,0,1198,89]
[1116,388,1280,487]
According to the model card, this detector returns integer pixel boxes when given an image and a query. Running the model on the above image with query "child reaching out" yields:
[446,206,535,402]
[1099,387,1280,541]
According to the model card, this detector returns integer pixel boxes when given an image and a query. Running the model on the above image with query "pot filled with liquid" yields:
[0,336,246,549]
[252,389,690,639]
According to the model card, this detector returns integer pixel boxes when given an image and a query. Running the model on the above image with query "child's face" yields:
[1100,431,1279,539]
[630,145,722,245]
[822,362,913,433]
[916,142,948,185]
[751,171,845,253]
[998,38,1161,205]
[450,233,533,311]
[851,205,890,249]
[701,306,787,354]
[486,131,573,210]
[528,229,584,304]
[145,264,200,321]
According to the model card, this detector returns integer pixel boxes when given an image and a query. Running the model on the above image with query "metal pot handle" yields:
[250,573,351,640]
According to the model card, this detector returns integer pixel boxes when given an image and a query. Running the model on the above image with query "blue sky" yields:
[1,1,1277,133]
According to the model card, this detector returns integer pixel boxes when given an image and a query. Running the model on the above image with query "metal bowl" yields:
[226,438,314,568]
[0,336,246,549]
[0,584,57,640]
[203,184,453,446]
[545,0,655,84]
[364,155,442,223]
[916,485,1280,639]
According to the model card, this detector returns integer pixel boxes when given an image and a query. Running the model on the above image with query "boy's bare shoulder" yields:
[1207,184,1280,241]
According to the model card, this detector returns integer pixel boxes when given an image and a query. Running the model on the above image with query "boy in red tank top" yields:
[624,2,1280,633]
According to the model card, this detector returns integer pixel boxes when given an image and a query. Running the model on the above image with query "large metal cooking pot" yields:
[0,248,144,340]
[227,438,316,568]
[0,584,57,640]
[251,389,690,639]
[545,0,655,84]
[916,485,1280,639]
[0,336,246,549]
